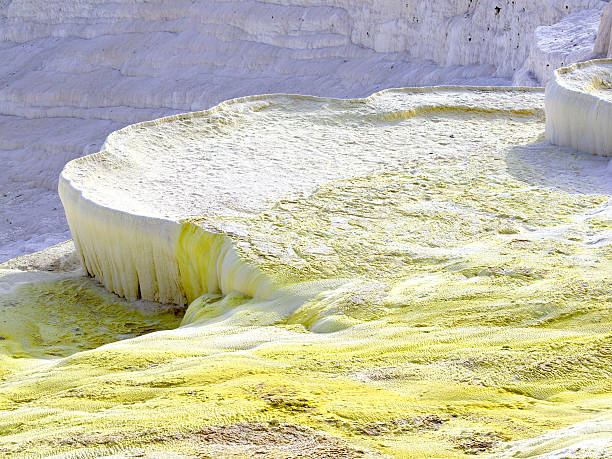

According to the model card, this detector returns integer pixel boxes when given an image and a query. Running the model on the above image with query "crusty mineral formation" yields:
[0,85,607,457]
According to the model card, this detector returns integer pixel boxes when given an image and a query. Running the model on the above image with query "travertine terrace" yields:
[546,58,612,156]
[60,88,548,306]
[2,1,612,457]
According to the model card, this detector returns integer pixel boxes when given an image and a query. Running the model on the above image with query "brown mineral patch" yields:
[260,393,314,412]
[254,384,316,413]
[353,365,420,382]
[31,423,371,459]
[101,452,193,458]
[191,423,367,457]
[354,415,446,437]
[454,430,507,455]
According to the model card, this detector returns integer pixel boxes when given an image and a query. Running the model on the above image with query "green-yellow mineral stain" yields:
[0,277,181,373]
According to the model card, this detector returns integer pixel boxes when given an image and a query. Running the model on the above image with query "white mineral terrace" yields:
[545,58,612,156]
[4,1,612,456]
[60,87,544,305]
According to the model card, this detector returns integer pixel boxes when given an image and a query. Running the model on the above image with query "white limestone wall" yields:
[594,1,612,57]
[1,1,605,79]
[0,0,605,125]
[514,6,605,86]
[546,59,612,157]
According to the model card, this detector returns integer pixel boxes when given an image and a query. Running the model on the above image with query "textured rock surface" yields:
[59,87,545,305]
[1,0,610,261]
[2,87,612,457]
[594,0,612,56]
[546,58,612,156]
[514,6,605,86]
[3,2,612,457]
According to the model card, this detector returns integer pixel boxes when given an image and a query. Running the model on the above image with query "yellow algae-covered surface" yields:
[2,88,612,457]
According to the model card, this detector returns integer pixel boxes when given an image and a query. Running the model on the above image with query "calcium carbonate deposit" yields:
[1,1,612,457]
[0,85,611,457]
[546,58,612,156]
[2,0,612,261]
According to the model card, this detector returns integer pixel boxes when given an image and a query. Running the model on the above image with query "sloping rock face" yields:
[513,6,605,86]
[1,0,609,261]
[546,59,612,156]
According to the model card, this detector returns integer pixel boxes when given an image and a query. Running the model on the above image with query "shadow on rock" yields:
[506,138,612,195]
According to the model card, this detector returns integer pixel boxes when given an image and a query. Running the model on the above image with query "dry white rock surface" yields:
[2,0,612,261]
